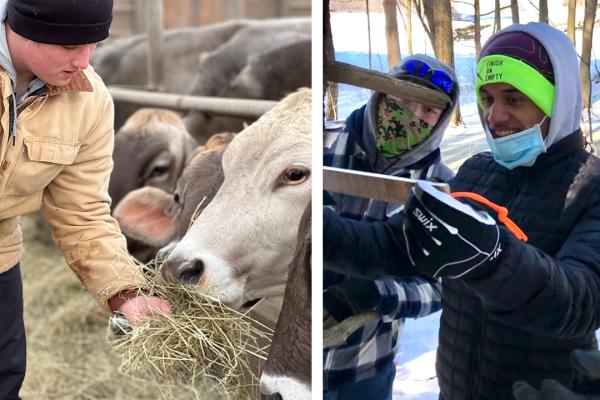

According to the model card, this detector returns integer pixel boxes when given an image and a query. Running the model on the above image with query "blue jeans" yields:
[0,264,25,400]
[324,361,396,400]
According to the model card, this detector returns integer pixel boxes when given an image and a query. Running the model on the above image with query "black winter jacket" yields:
[441,130,600,399]
[323,131,600,399]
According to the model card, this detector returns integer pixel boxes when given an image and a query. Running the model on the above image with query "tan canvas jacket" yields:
[0,66,145,309]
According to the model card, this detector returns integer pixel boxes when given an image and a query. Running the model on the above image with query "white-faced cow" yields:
[160,87,311,309]
[260,202,312,400]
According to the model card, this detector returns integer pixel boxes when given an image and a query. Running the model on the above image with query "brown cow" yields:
[91,18,310,143]
[111,124,233,262]
[113,145,228,254]
[184,38,311,142]
[109,108,199,209]
[92,21,245,130]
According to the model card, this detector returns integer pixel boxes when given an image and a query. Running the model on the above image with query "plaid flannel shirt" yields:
[323,120,446,390]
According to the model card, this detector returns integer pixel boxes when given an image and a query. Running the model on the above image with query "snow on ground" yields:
[328,4,600,399]
[393,350,439,399]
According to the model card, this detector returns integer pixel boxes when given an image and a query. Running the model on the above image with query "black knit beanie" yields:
[7,0,114,45]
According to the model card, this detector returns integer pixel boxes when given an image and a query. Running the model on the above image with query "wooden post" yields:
[229,0,244,19]
[190,0,200,26]
[147,0,164,90]
[276,0,287,16]
[133,0,146,33]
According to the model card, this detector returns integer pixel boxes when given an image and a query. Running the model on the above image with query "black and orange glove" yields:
[403,180,506,279]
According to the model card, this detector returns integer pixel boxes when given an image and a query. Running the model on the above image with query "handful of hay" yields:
[113,266,273,400]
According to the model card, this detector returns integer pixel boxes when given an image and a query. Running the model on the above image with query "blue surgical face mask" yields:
[485,116,548,169]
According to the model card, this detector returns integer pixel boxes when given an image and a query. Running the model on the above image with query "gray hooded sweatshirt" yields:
[0,0,46,144]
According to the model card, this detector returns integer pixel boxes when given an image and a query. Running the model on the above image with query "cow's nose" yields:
[162,259,204,285]
[260,379,284,400]
[261,393,283,400]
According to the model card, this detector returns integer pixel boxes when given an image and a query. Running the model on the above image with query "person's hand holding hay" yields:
[112,266,273,399]
[108,289,173,327]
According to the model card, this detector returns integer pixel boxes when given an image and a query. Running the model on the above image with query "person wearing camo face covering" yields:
[376,94,440,157]
[322,54,459,400]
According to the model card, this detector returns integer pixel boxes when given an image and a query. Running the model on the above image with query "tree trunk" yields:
[580,0,597,144]
[430,0,461,125]
[567,0,576,45]
[324,0,334,65]
[324,0,338,118]
[383,0,401,69]
[406,0,413,55]
[539,0,548,23]
[494,0,501,32]
[366,0,372,70]
[511,0,519,24]
[474,0,481,58]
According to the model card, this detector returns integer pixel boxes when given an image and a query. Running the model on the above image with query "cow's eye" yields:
[149,165,170,178]
[283,167,310,185]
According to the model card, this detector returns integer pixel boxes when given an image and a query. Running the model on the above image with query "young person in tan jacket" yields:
[0,1,171,398]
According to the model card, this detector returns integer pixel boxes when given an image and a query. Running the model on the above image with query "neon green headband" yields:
[476,54,555,117]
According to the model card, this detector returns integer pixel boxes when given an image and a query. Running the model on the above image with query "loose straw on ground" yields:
[113,265,273,400]
[22,213,207,400]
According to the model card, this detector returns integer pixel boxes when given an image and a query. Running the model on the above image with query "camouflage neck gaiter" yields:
[376,95,434,158]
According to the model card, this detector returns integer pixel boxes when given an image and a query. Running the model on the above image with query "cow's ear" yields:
[113,186,177,248]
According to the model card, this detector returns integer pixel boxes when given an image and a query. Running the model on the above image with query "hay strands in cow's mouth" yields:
[110,263,274,399]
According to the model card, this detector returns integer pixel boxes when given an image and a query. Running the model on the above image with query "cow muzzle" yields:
[261,393,283,400]
[161,258,205,285]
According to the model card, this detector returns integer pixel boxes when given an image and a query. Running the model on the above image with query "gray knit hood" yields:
[362,54,460,171]
[0,0,17,86]
[0,0,45,99]
[477,22,582,148]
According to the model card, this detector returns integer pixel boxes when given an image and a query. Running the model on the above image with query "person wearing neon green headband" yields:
[324,22,600,400]
[475,28,556,169]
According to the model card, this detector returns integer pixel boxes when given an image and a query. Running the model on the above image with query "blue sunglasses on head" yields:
[400,59,455,96]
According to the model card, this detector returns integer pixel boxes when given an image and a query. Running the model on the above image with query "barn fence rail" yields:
[108,86,278,117]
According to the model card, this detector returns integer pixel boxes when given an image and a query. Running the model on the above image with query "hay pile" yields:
[19,213,242,400]
[113,266,273,400]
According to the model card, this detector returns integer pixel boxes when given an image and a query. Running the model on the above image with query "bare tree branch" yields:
[480,5,510,17]
[412,0,433,45]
